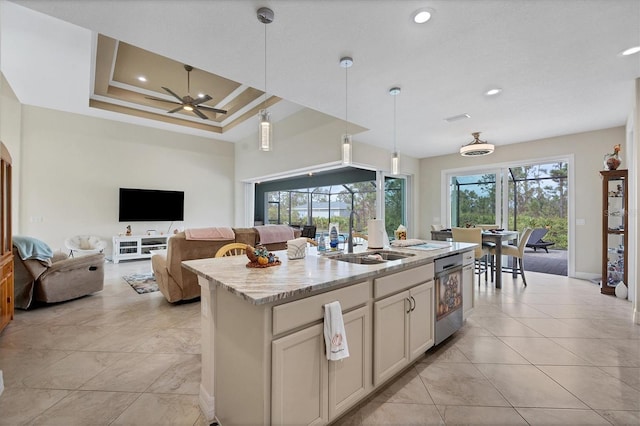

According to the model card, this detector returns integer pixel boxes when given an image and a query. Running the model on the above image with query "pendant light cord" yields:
[345,64,348,135]
[264,22,267,109]
[393,94,397,153]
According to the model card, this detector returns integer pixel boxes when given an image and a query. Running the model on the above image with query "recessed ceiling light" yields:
[621,46,640,56]
[412,8,434,24]
[484,88,502,96]
[198,93,206,98]
[137,76,147,82]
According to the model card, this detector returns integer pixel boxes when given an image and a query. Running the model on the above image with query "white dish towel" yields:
[323,301,350,361]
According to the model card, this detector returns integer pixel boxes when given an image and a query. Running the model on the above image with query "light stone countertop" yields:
[182,242,476,305]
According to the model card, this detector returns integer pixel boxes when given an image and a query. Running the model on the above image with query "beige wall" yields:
[233,108,421,236]
[20,106,235,254]
[419,127,626,278]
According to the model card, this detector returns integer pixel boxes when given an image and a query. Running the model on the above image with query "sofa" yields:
[13,246,105,309]
[151,227,298,303]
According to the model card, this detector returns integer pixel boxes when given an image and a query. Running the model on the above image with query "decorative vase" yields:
[604,153,621,170]
[604,144,621,170]
[615,282,627,299]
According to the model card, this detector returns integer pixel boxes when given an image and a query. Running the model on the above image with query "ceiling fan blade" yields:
[192,108,209,120]
[197,105,228,114]
[145,96,181,105]
[167,106,184,114]
[191,94,212,106]
[161,87,185,102]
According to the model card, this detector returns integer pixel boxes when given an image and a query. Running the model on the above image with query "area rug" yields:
[122,272,159,294]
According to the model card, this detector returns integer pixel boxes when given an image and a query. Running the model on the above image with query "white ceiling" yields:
[2,0,639,158]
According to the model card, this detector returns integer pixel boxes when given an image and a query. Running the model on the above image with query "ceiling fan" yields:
[145,64,227,120]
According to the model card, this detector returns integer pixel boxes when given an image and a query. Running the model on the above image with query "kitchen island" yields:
[183,242,476,425]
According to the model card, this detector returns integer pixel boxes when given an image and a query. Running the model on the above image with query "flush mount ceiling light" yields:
[258,7,274,152]
[340,56,354,165]
[137,76,147,82]
[390,87,401,175]
[620,46,640,56]
[444,113,471,123]
[412,7,434,24]
[484,87,502,96]
[460,132,495,157]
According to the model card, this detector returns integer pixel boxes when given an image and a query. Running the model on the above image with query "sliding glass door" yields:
[449,171,501,228]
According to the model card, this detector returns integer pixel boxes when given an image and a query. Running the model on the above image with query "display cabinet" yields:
[600,169,628,296]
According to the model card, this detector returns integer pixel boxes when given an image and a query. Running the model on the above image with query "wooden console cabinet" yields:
[600,169,628,296]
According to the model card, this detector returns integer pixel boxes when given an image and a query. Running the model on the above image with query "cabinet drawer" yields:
[462,250,474,265]
[374,263,433,299]
[273,281,369,336]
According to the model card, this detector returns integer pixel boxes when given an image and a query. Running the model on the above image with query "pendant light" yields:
[340,56,353,165]
[389,87,401,175]
[257,7,274,151]
[460,132,495,156]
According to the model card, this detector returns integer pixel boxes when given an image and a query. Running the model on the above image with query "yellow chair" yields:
[489,228,534,286]
[215,242,248,258]
[451,227,491,283]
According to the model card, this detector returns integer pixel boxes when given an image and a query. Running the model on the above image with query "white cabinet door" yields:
[408,282,434,361]
[329,305,371,421]
[462,263,475,319]
[373,290,410,386]
[272,323,328,426]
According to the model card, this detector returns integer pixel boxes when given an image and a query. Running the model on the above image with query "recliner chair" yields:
[13,244,104,309]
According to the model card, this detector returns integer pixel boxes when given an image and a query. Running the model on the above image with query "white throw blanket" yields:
[323,301,349,361]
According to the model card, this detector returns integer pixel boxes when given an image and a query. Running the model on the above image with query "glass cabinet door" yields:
[601,170,628,295]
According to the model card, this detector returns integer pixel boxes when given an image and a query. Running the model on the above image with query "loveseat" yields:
[151,227,297,303]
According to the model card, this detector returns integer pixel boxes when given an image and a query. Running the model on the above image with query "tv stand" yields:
[112,235,169,263]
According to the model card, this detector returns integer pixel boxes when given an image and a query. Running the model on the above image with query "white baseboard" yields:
[199,383,216,424]
[572,272,601,282]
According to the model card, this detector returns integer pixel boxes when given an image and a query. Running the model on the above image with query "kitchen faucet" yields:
[347,210,359,253]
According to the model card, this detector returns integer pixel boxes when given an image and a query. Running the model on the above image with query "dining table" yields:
[430,229,519,289]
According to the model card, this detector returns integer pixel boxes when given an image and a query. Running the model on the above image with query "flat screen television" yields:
[119,188,184,222]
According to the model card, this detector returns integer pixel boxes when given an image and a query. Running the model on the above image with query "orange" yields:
[257,256,269,265]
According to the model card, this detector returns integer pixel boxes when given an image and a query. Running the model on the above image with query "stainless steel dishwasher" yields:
[434,253,464,345]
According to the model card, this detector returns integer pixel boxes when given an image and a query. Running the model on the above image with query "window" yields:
[450,173,498,227]
[254,167,410,242]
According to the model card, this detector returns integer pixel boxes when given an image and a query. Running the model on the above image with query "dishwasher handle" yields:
[441,262,460,271]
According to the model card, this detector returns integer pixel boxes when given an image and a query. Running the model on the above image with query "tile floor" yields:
[0,260,638,425]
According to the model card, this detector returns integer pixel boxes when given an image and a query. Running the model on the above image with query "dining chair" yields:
[489,228,534,286]
[451,227,491,283]
[215,242,248,258]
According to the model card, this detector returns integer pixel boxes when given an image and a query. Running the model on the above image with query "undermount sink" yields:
[330,250,415,265]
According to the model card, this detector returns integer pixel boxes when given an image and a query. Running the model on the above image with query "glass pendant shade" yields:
[391,151,399,175]
[258,109,272,151]
[342,134,352,165]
